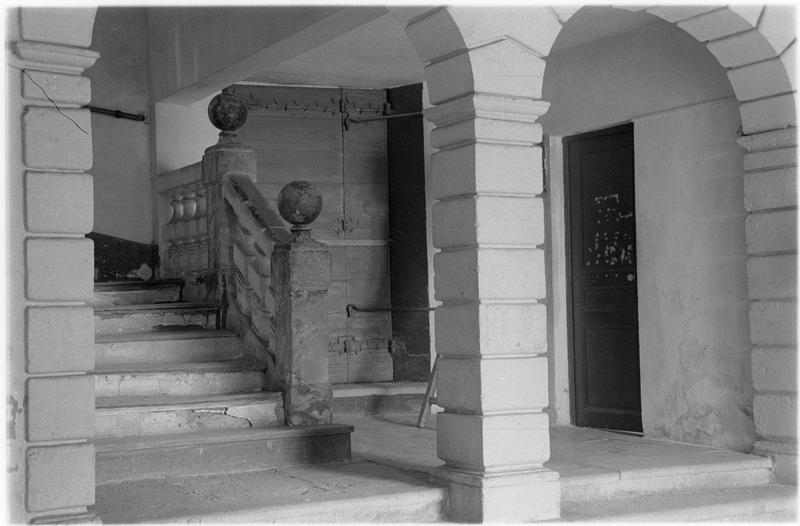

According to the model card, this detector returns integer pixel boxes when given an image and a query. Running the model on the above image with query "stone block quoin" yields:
[11,6,99,522]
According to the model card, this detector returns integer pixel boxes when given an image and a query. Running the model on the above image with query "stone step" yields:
[95,460,444,523]
[95,424,354,485]
[558,449,774,502]
[94,303,219,335]
[93,280,183,306]
[95,330,241,366]
[332,381,426,416]
[94,361,265,397]
[95,392,285,439]
[560,484,797,522]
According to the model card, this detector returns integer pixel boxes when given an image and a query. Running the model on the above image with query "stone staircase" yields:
[91,280,352,487]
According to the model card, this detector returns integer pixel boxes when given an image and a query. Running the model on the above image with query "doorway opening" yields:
[564,123,642,433]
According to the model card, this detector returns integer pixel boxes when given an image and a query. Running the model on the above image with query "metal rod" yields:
[417,355,439,428]
[84,105,146,122]
[347,111,423,124]
[346,303,434,317]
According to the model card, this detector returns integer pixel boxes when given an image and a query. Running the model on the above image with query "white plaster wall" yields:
[634,99,753,450]
[87,8,153,244]
[540,21,734,137]
[542,18,755,450]
[154,96,218,173]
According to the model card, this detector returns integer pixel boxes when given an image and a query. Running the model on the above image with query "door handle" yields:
[626,273,636,282]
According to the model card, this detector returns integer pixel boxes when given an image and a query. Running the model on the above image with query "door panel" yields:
[232,84,393,384]
[566,123,642,432]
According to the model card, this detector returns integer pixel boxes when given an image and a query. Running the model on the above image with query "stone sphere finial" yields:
[277,181,323,232]
[208,92,248,136]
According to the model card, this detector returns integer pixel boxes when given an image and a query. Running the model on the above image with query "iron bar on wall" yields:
[84,105,146,122]
[346,110,424,124]
[346,303,434,318]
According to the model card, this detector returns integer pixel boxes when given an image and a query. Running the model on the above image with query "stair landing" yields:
[91,412,797,523]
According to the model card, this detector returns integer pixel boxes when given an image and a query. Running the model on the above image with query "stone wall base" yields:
[439,466,561,522]
[31,512,101,524]
[755,440,798,485]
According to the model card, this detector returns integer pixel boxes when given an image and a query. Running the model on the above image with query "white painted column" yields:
[7,8,99,523]
[427,94,560,523]
[739,127,798,484]
[401,6,565,520]
[424,88,560,525]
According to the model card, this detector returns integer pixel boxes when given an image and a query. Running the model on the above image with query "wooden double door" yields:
[565,124,642,432]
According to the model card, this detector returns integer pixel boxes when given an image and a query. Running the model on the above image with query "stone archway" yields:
[8,7,99,523]
[559,5,797,485]
[394,4,796,520]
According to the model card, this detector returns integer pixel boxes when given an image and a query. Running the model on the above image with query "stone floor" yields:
[94,412,796,522]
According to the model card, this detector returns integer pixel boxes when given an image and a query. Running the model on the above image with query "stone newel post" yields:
[201,91,257,303]
[273,182,333,425]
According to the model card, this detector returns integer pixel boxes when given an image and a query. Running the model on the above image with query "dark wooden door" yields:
[565,124,642,432]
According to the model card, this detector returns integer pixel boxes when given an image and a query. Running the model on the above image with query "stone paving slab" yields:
[94,412,785,522]
[560,484,797,522]
[95,459,444,523]
[343,412,769,478]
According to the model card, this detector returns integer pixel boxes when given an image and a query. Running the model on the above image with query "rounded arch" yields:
[556,5,796,134]
[392,1,798,498]
[396,5,795,134]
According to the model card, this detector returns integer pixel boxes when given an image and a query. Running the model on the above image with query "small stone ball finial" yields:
[208,92,248,136]
[277,181,323,231]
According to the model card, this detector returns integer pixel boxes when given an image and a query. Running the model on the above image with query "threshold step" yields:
[94,361,265,397]
[95,330,241,365]
[332,382,427,417]
[560,484,797,522]
[95,460,444,523]
[94,303,219,335]
[95,392,284,439]
[95,424,354,485]
[557,448,773,502]
[93,280,183,306]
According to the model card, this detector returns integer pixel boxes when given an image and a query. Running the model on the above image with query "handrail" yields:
[222,174,291,246]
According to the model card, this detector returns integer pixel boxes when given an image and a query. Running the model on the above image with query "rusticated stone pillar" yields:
[7,7,99,523]
[739,127,798,484]
[426,93,560,523]
[272,183,333,425]
[404,7,564,522]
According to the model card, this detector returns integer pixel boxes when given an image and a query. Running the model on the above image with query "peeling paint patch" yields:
[586,193,635,267]
[7,395,22,439]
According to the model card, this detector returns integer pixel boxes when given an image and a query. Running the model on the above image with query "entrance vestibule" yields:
[543,12,755,452]
[9,4,795,522]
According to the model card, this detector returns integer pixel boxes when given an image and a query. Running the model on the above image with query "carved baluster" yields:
[170,194,185,223]
[195,192,208,217]
[181,192,197,221]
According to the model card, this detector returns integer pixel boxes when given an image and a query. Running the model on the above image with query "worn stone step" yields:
[94,303,219,335]
[95,424,354,485]
[560,484,797,522]
[95,460,444,523]
[93,280,183,306]
[557,448,773,502]
[332,381,426,416]
[95,330,241,365]
[95,392,285,439]
[94,361,265,397]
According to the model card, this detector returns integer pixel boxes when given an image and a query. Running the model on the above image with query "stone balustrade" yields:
[155,91,333,424]
[156,164,212,300]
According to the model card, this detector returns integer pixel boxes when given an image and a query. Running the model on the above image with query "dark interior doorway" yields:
[565,123,642,432]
